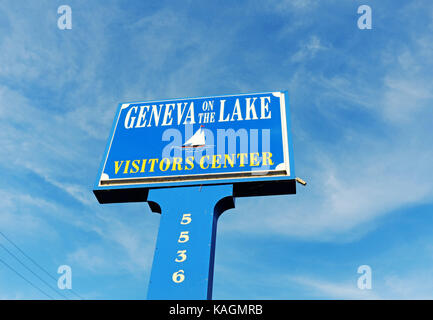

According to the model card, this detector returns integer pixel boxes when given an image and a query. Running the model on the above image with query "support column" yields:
[146,184,234,300]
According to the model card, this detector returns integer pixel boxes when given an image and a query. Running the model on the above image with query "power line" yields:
[0,230,56,280]
[0,230,84,300]
[0,243,69,300]
[0,256,55,300]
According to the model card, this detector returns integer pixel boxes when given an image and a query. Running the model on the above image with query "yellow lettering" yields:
[250,153,260,167]
[123,160,131,174]
[130,160,140,173]
[200,155,210,169]
[172,157,183,171]
[185,156,194,170]
[114,161,124,175]
[237,153,248,167]
[262,152,274,166]
[159,158,170,171]
[140,159,147,172]
[211,155,222,169]
[223,154,235,168]
[148,159,159,172]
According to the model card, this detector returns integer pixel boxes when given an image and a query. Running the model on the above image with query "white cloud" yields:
[66,210,159,276]
[383,273,433,300]
[290,276,379,299]
[266,0,319,12]
[382,41,433,123]
[0,0,432,299]
[0,188,55,237]
[67,246,108,273]
[290,36,329,62]
[220,18,433,241]
[287,268,433,300]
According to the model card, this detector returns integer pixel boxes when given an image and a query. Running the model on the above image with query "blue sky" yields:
[1,0,433,299]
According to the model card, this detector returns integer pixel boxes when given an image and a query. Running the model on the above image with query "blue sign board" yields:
[93,91,297,300]
[93,91,295,203]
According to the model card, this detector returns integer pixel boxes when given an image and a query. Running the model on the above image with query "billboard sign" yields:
[93,91,295,203]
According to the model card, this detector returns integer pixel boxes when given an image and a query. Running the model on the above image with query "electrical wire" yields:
[0,243,69,299]
[0,230,84,300]
[0,256,55,300]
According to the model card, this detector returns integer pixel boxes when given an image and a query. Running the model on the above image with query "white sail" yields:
[184,128,205,146]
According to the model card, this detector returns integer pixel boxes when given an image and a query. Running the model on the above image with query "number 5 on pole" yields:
[180,213,192,225]
[178,231,189,243]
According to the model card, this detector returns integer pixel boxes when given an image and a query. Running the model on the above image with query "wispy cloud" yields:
[290,275,379,299]
[0,0,432,299]
[0,188,56,237]
[221,3,433,241]
[290,36,330,62]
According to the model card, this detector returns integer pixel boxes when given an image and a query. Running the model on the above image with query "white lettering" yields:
[124,106,138,129]
[260,96,271,119]
[135,105,150,128]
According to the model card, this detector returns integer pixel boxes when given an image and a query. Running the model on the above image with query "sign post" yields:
[93,91,297,299]
[146,185,233,300]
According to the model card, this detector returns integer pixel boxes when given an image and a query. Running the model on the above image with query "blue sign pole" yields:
[146,185,234,300]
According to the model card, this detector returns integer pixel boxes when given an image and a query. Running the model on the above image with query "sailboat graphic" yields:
[182,125,206,148]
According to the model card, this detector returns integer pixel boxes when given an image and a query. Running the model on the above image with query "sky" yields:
[0,0,433,299]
